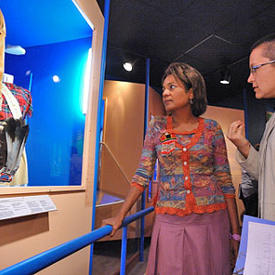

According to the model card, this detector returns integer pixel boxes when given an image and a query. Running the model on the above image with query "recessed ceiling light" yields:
[5,45,26,55]
[220,79,230,85]
[123,62,133,72]
[52,75,61,83]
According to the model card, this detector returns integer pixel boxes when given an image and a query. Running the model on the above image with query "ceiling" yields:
[1,0,275,108]
[0,0,92,48]
[96,0,275,107]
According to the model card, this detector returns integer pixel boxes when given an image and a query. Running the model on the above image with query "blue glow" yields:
[5,37,92,186]
[1,0,92,48]
[82,48,92,114]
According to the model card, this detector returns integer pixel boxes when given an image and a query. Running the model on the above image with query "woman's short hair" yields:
[250,33,275,60]
[162,62,207,117]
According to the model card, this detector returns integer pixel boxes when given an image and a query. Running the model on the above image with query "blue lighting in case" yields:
[82,48,92,114]
[5,37,92,186]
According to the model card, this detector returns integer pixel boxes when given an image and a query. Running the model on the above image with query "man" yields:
[227,33,275,221]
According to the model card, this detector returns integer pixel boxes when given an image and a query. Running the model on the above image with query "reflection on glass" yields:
[1,1,93,186]
[82,48,92,114]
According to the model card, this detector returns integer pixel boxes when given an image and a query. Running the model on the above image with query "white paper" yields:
[244,222,275,275]
[0,195,56,220]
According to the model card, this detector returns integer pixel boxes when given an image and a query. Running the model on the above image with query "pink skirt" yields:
[146,210,231,275]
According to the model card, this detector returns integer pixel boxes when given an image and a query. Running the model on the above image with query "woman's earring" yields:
[189,98,193,104]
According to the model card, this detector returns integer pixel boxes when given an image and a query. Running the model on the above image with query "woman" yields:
[103,62,240,275]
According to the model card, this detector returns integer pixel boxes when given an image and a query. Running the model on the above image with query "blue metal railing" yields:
[0,206,154,275]
[90,0,111,272]
[120,206,154,275]
[140,57,151,262]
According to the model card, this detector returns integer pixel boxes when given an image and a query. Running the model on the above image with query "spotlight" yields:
[52,75,61,83]
[5,45,26,55]
[220,69,231,85]
[123,62,133,72]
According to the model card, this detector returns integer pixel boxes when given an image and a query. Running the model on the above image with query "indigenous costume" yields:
[0,82,32,186]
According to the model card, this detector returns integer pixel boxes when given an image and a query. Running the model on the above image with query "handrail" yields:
[120,206,154,275]
[100,141,131,185]
[0,206,154,275]
[122,206,153,226]
[140,57,150,262]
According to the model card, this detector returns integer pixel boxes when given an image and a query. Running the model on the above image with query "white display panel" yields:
[0,195,56,220]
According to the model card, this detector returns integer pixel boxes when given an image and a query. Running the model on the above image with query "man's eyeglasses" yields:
[250,60,275,74]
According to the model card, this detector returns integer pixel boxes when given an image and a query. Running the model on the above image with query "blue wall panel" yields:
[5,37,92,186]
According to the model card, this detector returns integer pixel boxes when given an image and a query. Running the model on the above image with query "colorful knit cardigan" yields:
[132,116,235,217]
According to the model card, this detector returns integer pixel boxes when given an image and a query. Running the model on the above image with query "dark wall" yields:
[211,86,270,149]
[245,88,266,147]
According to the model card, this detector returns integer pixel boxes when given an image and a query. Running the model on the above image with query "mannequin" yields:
[0,10,32,186]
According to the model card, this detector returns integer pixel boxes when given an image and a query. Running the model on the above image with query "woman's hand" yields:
[101,185,143,237]
[102,215,124,237]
